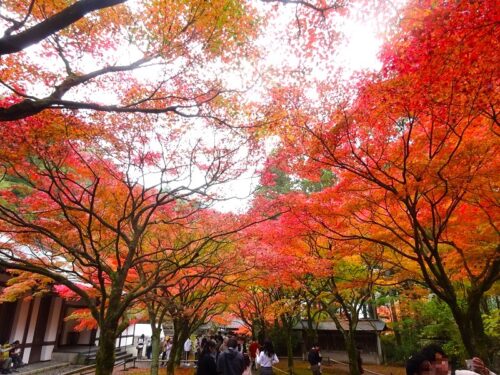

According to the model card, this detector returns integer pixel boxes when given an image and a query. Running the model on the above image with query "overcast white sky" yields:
[212,2,394,213]
[1,1,399,214]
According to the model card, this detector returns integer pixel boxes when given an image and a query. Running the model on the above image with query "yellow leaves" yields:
[0,271,53,302]
[140,0,257,59]
[64,308,98,331]
[267,297,300,320]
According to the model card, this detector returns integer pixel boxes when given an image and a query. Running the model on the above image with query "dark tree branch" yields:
[1,0,35,37]
[0,0,128,56]
[0,62,231,122]
[261,0,346,16]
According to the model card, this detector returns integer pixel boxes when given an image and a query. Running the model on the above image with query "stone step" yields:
[16,362,73,375]
[80,350,132,365]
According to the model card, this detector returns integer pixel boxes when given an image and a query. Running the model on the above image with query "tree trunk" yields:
[286,327,294,375]
[166,324,180,375]
[480,297,490,315]
[150,325,162,375]
[251,320,257,340]
[464,299,491,361]
[451,309,474,358]
[172,320,182,366]
[304,316,317,356]
[174,319,190,366]
[450,300,491,362]
[389,299,402,346]
[257,318,267,343]
[95,324,118,375]
[167,318,188,374]
[166,351,175,375]
[468,304,491,362]
[304,302,318,355]
[177,332,189,365]
[345,334,361,375]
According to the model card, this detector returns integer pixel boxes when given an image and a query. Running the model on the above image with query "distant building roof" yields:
[197,318,387,333]
[294,319,387,332]
[223,319,246,330]
[198,319,246,331]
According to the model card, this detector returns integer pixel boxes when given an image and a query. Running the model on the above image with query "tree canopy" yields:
[0,0,498,374]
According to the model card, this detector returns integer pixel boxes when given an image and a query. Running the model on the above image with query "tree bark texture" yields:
[95,324,118,375]
[150,325,162,375]
[0,0,128,55]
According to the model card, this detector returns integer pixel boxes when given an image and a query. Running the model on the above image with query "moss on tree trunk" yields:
[345,336,361,375]
[150,326,162,375]
[95,325,117,375]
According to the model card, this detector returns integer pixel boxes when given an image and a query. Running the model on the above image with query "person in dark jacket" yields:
[217,338,245,375]
[308,344,322,375]
[197,340,218,375]
[146,338,153,359]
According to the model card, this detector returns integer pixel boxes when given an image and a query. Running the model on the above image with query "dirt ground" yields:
[113,360,405,375]
[275,360,405,375]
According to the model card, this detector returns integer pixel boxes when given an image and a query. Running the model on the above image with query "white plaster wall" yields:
[40,346,52,361]
[40,297,63,361]
[22,347,31,364]
[25,298,40,344]
[44,297,62,342]
[10,299,30,343]
[22,297,41,364]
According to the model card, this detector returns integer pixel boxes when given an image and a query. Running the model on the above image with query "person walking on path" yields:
[308,344,322,375]
[249,340,259,370]
[136,334,145,360]
[256,340,279,375]
[197,340,218,375]
[146,338,152,359]
[161,337,173,367]
[184,337,193,364]
[217,338,245,375]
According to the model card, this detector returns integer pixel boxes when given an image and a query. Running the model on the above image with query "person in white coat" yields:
[184,337,193,363]
[256,340,279,375]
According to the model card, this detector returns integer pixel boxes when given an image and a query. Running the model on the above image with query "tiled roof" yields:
[294,319,387,332]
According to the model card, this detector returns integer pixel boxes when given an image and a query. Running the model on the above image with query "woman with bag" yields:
[136,334,145,359]
[256,340,279,375]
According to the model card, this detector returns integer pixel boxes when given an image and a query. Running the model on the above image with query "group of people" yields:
[406,344,496,375]
[191,335,278,375]
[135,333,280,375]
[135,334,173,364]
[0,341,23,374]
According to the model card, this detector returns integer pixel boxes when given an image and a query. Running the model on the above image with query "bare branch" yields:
[0,0,128,56]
